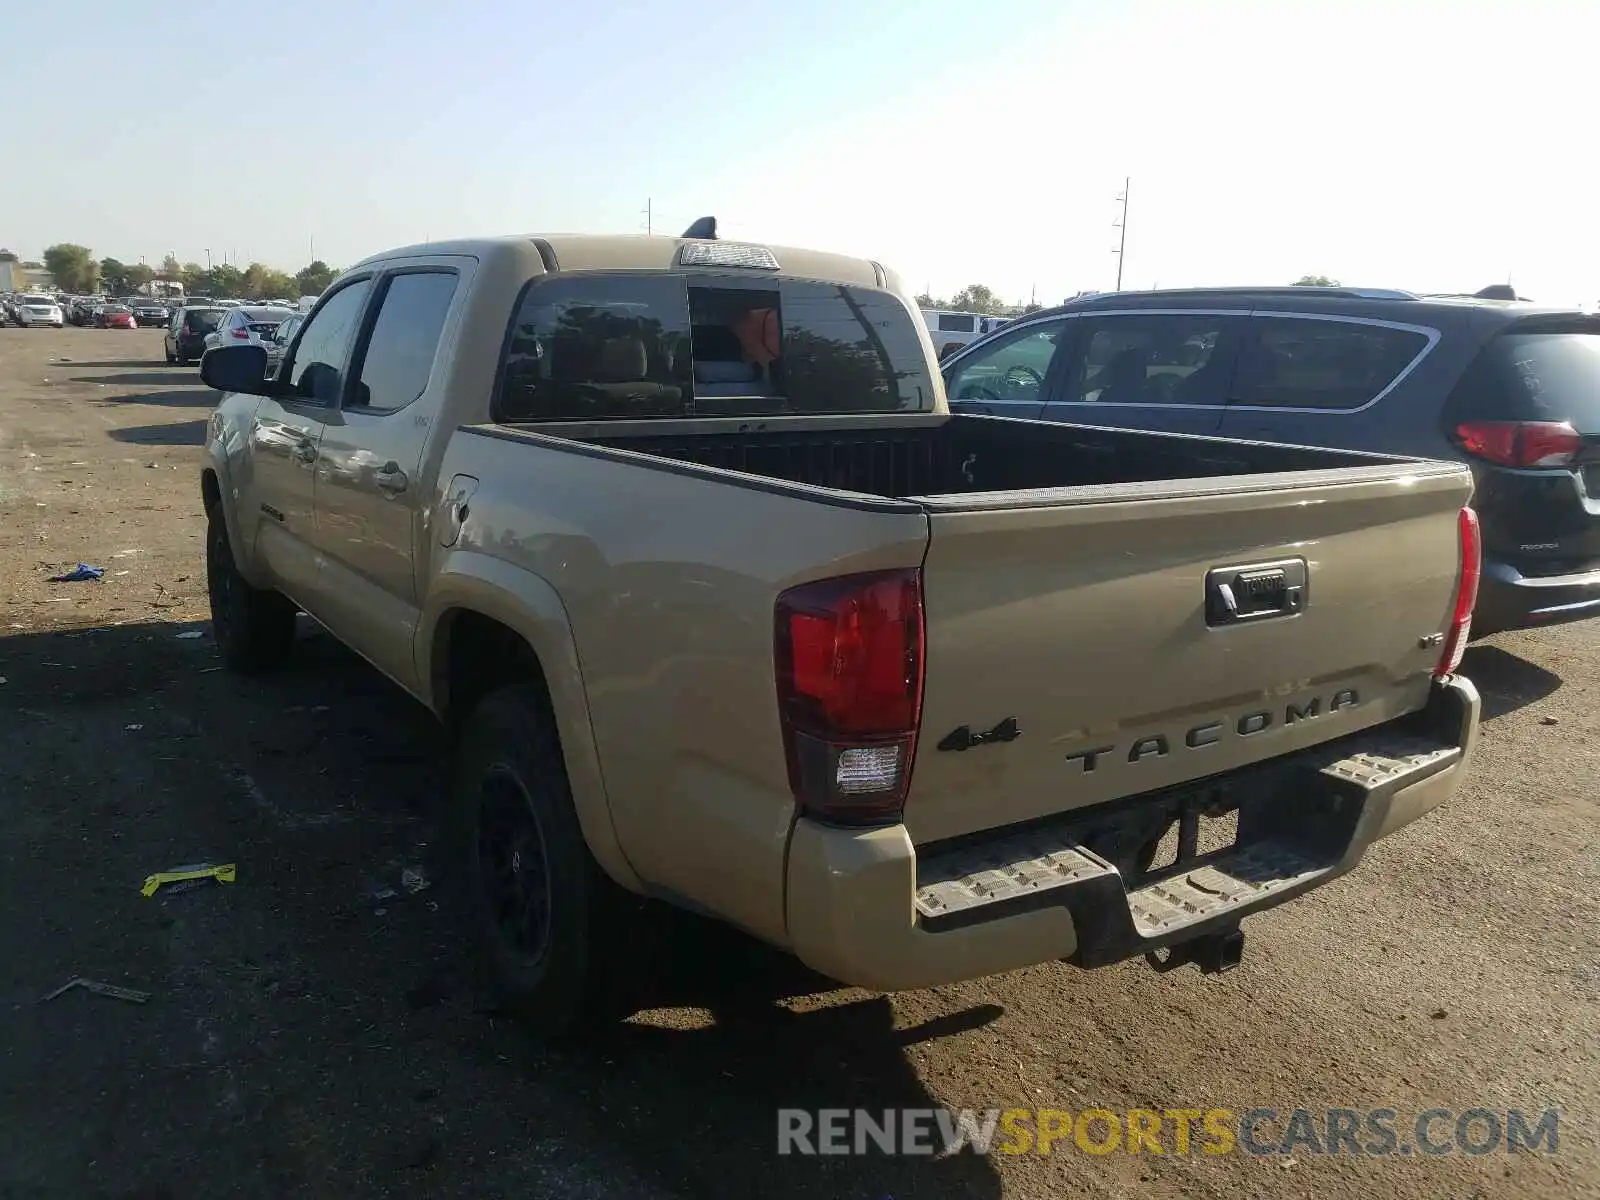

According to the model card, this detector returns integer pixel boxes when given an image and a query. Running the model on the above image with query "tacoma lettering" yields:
[1065,691,1361,772]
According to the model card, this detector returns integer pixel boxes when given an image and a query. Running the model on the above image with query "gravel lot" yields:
[1,326,1596,1199]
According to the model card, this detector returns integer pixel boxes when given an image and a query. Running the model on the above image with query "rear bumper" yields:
[785,675,1479,991]
[1475,557,1600,634]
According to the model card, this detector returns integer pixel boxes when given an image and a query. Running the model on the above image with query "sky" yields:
[6,0,1596,305]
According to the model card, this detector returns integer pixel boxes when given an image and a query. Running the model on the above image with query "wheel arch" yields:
[422,556,642,893]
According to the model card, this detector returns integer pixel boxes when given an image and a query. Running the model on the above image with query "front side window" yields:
[945,320,1067,404]
[1231,316,1429,410]
[348,272,458,412]
[284,280,373,405]
[1061,313,1235,406]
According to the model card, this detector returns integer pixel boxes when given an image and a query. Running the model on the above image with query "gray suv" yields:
[941,286,1600,635]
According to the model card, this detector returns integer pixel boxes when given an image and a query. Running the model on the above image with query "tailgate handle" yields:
[1205,559,1307,626]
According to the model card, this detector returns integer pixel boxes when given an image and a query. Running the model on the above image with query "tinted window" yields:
[285,280,373,405]
[1062,314,1233,405]
[185,310,222,331]
[777,282,930,414]
[349,272,457,412]
[1445,331,1600,433]
[1232,317,1428,410]
[937,313,976,333]
[946,321,1066,404]
[497,275,691,421]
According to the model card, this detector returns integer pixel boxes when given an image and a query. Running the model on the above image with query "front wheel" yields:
[452,685,636,1034]
[206,504,296,672]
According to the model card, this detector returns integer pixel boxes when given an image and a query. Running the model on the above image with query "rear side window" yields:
[1445,330,1600,432]
[1231,317,1429,410]
[1061,313,1235,406]
[348,272,458,413]
[937,313,976,333]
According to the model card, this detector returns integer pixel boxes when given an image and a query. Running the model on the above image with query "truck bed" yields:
[558,412,1400,502]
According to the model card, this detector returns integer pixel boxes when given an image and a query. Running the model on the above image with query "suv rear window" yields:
[1231,317,1430,410]
[1445,330,1600,432]
[185,310,223,332]
[496,274,932,421]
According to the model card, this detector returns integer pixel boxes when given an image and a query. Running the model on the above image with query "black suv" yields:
[941,286,1600,635]
[163,306,225,366]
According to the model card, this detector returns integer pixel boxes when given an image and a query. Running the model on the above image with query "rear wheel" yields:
[452,685,636,1034]
[206,503,296,672]
[176,347,189,366]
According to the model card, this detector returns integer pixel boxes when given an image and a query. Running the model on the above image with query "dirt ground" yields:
[0,325,1596,1199]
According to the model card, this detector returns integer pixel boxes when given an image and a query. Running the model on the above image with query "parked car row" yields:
[939,284,1600,635]
[2,293,65,327]
[162,304,298,367]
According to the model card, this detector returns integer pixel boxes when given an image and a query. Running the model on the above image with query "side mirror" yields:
[200,344,274,395]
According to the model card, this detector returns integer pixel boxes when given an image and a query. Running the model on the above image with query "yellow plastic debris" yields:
[140,863,237,898]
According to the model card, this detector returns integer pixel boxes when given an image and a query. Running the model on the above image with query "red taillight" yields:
[1453,420,1581,468]
[775,569,924,824]
[1434,507,1481,678]
[231,328,250,339]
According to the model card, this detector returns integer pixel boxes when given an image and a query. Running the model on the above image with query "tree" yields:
[241,262,296,299]
[162,253,182,277]
[44,244,99,293]
[946,284,1006,315]
[294,260,336,296]
[100,257,132,295]
[126,263,155,292]
[209,263,244,296]
[1294,274,1340,287]
[0,249,17,263]
[914,291,939,309]
[1022,302,1043,314]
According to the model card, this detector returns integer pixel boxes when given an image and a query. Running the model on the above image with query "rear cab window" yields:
[496,272,933,420]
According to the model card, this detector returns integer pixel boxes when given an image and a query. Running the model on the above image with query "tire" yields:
[205,503,296,673]
[452,684,636,1034]
[177,348,189,366]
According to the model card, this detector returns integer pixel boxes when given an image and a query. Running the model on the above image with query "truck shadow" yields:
[109,419,208,445]
[1457,642,1563,720]
[0,617,1004,1197]
[72,372,200,388]
[97,387,217,408]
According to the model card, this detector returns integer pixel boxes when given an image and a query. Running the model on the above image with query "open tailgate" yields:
[905,461,1473,845]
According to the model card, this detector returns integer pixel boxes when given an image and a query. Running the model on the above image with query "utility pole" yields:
[205,249,211,270]
[642,198,653,236]
[1112,176,1130,291]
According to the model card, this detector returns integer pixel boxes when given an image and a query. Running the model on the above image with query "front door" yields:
[310,266,463,690]
[251,277,375,611]
[942,318,1071,419]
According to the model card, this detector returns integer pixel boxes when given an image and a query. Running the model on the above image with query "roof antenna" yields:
[681,216,718,240]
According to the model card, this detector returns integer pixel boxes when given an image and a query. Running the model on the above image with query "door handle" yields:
[292,440,318,464]
[374,463,409,495]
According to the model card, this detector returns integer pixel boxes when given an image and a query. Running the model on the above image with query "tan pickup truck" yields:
[198,225,1482,1030]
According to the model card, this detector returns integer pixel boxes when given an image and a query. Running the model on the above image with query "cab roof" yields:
[353,233,890,289]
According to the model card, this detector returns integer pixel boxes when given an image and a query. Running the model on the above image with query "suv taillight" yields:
[1434,507,1481,679]
[774,569,924,825]
[1453,420,1581,468]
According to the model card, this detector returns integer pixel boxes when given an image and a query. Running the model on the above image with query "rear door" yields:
[1038,310,1243,436]
[904,461,1472,845]
[943,317,1071,418]
[1441,320,1600,574]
